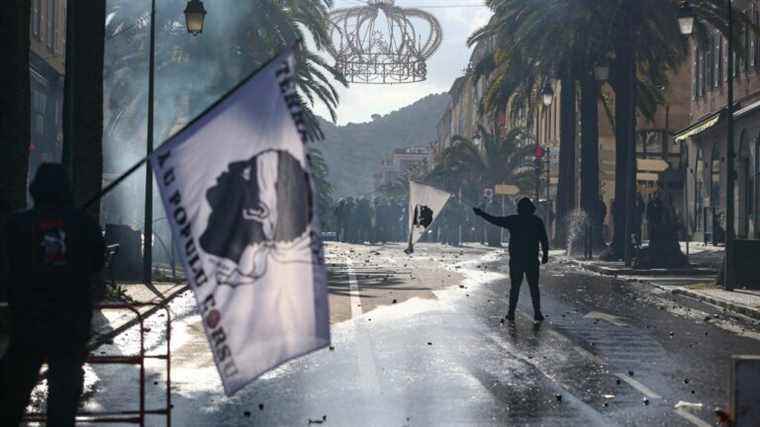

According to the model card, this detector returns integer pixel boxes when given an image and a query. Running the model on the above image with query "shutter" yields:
[725,38,730,82]
[756,8,760,69]
[702,48,707,95]
[752,5,757,69]
[693,44,698,100]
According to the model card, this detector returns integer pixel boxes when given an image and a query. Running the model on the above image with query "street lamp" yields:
[678,1,736,289]
[677,1,695,36]
[184,0,207,35]
[540,82,554,107]
[144,0,206,289]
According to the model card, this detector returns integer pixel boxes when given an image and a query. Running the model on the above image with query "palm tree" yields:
[469,0,756,256]
[429,126,535,200]
[0,2,31,210]
[308,146,336,230]
[468,0,611,248]
[100,0,346,227]
[430,126,534,246]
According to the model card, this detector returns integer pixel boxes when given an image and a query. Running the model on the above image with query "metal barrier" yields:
[24,302,172,426]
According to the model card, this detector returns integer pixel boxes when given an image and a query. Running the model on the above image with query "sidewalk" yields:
[562,242,760,322]
[89,281,189,349]
[0,281,189,360]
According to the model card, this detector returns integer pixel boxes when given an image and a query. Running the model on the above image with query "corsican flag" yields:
[405,181,452,253]
[150,48,329,396]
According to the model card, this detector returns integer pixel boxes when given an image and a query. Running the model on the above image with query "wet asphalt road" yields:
[80,243,760,426]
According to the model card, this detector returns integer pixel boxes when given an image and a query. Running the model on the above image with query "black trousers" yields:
[0,332,87,427]
[508,260,541,316]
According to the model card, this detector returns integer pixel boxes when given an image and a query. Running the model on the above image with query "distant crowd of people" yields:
[333,196,517,247]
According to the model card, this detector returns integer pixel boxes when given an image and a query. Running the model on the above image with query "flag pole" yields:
[81,42,301,211]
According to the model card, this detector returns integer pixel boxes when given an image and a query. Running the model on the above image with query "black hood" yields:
[517,197,536,215]
[30,163,73,206]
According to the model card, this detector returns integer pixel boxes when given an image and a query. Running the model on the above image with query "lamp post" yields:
[540,82,555,107]
[143,1,206,287]
[679,1,735,289]
[537,83,553,215]
[184,0,207,35]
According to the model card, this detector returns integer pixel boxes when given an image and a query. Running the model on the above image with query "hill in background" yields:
[316,93,450,198]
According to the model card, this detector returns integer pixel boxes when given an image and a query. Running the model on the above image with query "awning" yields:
[674,111,723,142]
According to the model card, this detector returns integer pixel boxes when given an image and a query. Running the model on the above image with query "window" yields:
[694,46,699,100]
[755,8,760,70]
[696,47,703,98]
[744,24,751,73]
[719,34,724,82]
[711,144,722,209]
[46,0,55,50]
[751,8,756,69]
[31,0,40,37]
[706,37,714,90]
[701,47,707,96]
[695,148,705,232]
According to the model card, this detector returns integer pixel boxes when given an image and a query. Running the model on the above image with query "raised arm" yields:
[473,207,511,229]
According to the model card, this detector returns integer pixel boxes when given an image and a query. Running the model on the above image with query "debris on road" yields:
[674,401,703,410]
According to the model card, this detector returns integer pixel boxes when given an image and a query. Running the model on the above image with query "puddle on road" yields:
[77,248,510,424]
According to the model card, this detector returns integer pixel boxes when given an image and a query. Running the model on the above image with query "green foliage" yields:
[307,146,336,229]
[315,93,451,197]
[104,0,345,147]
[467,0,757,122]
[427,126,536,197]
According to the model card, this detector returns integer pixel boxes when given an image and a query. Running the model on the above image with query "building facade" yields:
[374,146,433,192]
[28,0,67,175]
[678,0,760,243]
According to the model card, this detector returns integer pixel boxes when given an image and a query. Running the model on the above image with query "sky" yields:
[314,0,493,125]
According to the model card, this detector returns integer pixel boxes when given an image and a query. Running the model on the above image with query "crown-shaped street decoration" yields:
[329,0,442,84]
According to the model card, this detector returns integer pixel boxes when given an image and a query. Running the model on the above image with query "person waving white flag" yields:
[149,47,329,396]
[405,181,452,254]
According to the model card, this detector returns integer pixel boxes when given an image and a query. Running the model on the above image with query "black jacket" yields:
[4,206,105,340]
[478,211,549,265]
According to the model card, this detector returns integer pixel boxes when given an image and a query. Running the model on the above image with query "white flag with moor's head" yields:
[150,49,329,396]
[406,181,452,252]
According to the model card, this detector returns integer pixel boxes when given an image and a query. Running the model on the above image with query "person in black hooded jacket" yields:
[0,163,105,427]
[474,197,549,322]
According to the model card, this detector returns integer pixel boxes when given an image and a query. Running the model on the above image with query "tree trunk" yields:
[0,1,31,210]
[62,0,106,219]
[609,40,636,260]
[580,72,600,248]
[556,76,576,248]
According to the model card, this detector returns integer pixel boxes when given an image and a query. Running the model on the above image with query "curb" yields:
[564,259,718,277]
[563,257,760,323]
[668,287,760,323]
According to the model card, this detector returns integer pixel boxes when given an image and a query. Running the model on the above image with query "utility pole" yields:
[621,11,637,267]
[144,0,157,287]
[725,0,737,289]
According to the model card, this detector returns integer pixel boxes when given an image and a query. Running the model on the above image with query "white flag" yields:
[150,49,329,396]
[406,181,452,249]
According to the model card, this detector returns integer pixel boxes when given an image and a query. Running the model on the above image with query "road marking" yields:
[345,258,382,396]
[614,373,662,399]
[584,311,628,327]
[347,258,364,318]
[673,409,712,427]
[542,328,602,363]
[487,332,615,426]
